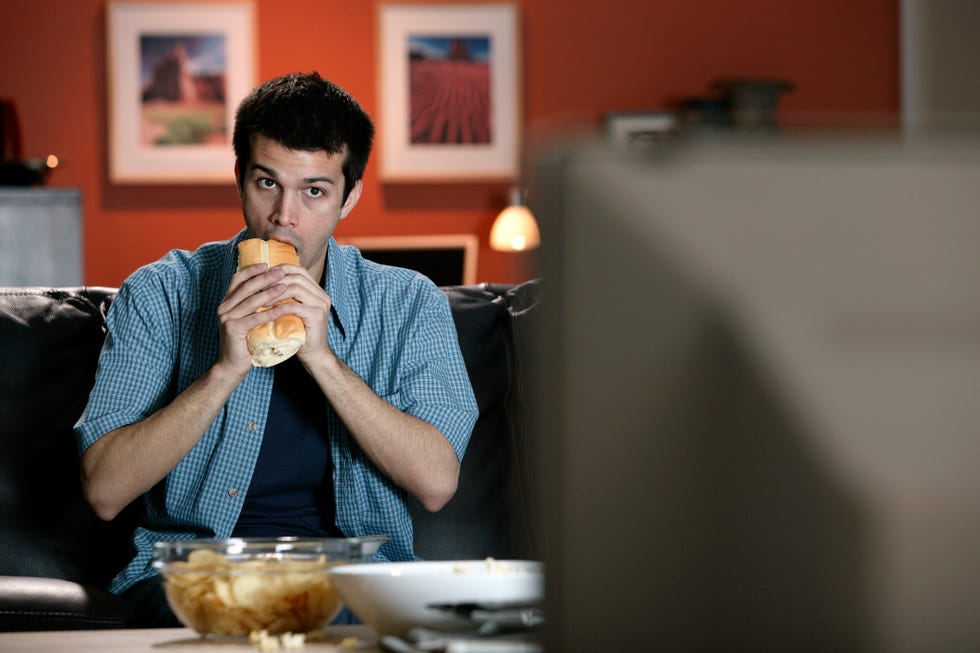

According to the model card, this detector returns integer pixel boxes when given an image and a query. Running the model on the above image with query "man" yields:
[75,72,478,626]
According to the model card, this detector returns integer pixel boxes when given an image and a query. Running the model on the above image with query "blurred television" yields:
[529,131,980,652]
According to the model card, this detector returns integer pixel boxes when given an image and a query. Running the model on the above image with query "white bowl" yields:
[328,559,544,637]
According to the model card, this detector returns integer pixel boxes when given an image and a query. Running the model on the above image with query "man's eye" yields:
[307,187,324,198]
[257,178,276,189]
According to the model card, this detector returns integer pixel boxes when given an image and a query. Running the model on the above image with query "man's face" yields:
[237,133,361,282]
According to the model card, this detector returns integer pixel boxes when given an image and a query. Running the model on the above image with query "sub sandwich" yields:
[236,238,307,367]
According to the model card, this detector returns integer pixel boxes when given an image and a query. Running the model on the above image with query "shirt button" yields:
[228,488,238,498]
[248,422,257,431]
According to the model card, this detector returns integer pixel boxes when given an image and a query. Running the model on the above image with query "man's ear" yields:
[234,161,243,199]
[339,179,363,220]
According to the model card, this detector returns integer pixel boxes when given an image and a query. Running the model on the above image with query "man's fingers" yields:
[218,268,287,319]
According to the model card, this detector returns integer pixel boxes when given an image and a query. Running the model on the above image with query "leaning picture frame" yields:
[106,1,256,184]
[377,3,521,182]
[338,234,479,286]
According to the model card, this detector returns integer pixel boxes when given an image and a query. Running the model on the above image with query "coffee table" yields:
[0,625,380,652]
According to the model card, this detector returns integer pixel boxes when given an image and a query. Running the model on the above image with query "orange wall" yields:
[0,0,898,288]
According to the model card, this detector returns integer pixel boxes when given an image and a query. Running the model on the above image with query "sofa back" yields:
[0,280,540,588]
[0,287,135,587]
[411,281,541,561]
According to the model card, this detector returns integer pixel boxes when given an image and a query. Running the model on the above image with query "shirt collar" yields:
[228,229,250,280]
[325,237,351,338]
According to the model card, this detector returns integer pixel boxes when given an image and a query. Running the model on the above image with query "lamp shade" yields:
[490,188,541,251]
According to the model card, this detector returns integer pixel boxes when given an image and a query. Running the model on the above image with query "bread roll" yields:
[237,238,307,367]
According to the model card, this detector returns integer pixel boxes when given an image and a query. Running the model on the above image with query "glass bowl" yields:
[152,535,388,637]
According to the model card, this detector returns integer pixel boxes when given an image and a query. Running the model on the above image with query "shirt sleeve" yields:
[390,284,479,462]
[74,270,178,453]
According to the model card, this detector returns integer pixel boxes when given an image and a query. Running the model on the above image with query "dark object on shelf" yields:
[1,99,24,160]
[1,99,59,186]
[678,96,734,131]
[0,157,57,186]
[714,77,795,131]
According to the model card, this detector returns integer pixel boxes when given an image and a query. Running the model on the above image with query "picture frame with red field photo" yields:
[377,4,521,183]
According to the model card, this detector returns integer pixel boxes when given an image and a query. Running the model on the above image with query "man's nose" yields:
[272,192,298,226]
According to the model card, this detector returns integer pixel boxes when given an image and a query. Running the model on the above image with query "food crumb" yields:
[254,630,279,651]
[281,632,306,650]
[249,630,307,651]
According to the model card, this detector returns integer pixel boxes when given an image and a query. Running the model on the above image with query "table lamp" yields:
[489,187,540,252]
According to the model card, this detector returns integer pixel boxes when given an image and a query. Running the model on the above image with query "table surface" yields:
[0,625,382,653]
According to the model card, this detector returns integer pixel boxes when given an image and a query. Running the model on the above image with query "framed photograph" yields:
[338,234,479,286]
[106,1,256,184]
[605,111,679,148]
[377,4,521,182]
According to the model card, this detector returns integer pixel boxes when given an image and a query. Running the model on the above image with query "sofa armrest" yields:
[0,576,133,631]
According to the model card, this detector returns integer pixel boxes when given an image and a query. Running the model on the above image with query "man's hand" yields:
[262,263,335,367]
[216,262,294,376]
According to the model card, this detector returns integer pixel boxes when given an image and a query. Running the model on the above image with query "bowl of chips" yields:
[152,535,388,637]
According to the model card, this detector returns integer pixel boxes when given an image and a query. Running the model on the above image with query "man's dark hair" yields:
[233,71,374,200]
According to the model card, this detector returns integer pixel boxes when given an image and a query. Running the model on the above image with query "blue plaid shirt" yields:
[75,229,478,595]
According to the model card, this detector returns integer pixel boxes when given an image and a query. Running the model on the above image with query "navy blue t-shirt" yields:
[233,356,344,537]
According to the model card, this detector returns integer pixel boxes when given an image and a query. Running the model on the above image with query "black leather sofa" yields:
[0,280,541,631]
